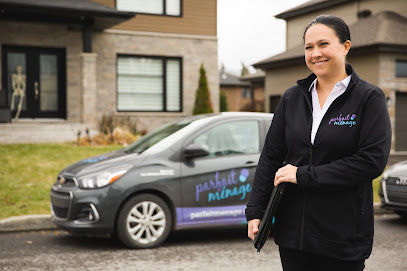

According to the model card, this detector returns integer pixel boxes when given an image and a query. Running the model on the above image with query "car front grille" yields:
[50,189,72,220]
[385,177,407,204]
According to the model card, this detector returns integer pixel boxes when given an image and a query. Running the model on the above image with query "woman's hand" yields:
[274,164,298,186]
[248,219,261,241]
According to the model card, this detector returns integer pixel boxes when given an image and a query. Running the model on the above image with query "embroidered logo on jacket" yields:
[329,114,357,127]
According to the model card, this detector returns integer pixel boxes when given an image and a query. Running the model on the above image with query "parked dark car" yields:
[379,160,407,218]
[50,112,273,248]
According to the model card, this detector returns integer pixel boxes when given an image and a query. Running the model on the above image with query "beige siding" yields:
[348,54,380,86]
[285,2,357,49]
[359,0,407,19]
[93,0,217,36]
[285,0,407,49]
[264,64,310,112]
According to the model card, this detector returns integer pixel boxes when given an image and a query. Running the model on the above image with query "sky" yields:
[217,0,310,75]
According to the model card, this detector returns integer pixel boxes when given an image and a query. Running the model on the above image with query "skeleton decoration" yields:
[10,65,26,120]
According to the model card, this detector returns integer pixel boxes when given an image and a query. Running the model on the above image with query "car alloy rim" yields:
[126,201,166,244]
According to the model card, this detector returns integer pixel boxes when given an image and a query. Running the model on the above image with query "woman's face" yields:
[304,24,350,79]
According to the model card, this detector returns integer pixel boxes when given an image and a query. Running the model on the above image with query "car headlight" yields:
[78,165,132,189]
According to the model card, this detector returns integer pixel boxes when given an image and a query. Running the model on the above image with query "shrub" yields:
[220,90,228,112]
[193,64,214,115]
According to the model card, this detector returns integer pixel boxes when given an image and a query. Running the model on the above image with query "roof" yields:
[219,71,250,87]
[254,11,407,70]
[0,0,135,29]
[275,0,353,20]
[240,70,265,83]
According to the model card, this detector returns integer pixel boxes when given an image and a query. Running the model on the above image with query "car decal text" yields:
[195,168,251,202]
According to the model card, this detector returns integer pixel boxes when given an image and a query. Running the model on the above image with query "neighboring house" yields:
[219,68,250,111]
[254,0,407,151]
[240,70,265,112]
[0,0,219,143]
[219,68,265,112]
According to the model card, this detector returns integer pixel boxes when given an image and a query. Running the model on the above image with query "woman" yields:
[246,15,391,271]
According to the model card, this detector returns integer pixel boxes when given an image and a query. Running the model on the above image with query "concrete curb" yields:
[0,203,394,233]
[0,214,57,233]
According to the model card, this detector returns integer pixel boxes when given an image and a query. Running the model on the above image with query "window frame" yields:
[115,0,183,17]
[241,87,251,99]
[395,60,407,78]
[116,54,183,113]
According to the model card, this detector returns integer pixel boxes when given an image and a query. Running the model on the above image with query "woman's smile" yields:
[312,59,329,66]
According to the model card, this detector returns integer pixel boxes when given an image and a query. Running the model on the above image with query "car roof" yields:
[177,112,273,126]
[190,112,273,120]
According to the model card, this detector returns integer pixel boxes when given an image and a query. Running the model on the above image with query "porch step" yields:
[0,122,98,144]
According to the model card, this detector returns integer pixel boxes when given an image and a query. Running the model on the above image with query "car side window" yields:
[193,120,260,157]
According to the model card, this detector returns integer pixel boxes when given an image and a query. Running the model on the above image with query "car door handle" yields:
[245,161,256,165]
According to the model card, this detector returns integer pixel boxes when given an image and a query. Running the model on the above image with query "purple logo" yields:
[239,168,250,182]
[329,113,357,127]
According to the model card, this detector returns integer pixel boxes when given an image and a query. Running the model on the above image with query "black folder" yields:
[254,182,286,254]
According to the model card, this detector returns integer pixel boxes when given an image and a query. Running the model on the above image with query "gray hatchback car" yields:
[50,112,273,248]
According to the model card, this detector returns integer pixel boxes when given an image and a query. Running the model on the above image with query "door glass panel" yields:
[7,53,27,112]
[40,54,58,111]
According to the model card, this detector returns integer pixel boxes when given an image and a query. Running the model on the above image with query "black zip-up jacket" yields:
[246,65,392,261]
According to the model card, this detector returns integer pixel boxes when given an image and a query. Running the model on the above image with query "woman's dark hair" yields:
[303,15,351,44]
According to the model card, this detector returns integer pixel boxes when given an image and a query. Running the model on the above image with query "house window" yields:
[396,60,407,78]
[117,55,182,112]
[242,87,251,99]
[117,0,181,16]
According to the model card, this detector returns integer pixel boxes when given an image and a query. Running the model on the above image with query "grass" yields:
[0,143,121,220]
[0,143,384,220]
[372,173,383,203]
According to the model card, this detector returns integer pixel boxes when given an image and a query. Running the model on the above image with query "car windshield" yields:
[123,117,200,154]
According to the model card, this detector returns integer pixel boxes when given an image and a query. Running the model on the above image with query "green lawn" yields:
[0,143,384,220]
[0,143,121,220]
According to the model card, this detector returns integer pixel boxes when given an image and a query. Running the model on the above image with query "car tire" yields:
[116,194,172,249]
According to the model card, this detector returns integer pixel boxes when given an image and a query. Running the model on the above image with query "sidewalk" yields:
[0,203,393,233]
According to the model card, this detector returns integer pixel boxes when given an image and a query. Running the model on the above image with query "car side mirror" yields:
[183,144,210,159]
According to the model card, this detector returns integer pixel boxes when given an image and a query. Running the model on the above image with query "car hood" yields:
[386,160,407,177]
[60,148,142,176]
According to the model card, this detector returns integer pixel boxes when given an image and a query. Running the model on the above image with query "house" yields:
[219,68,250,111]
[0,0,219,143]
[219,68,265,112]
[240,70,265,112]
[254,0,407,151]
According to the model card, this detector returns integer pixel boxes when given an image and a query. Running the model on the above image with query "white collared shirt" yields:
[309,75,352,144]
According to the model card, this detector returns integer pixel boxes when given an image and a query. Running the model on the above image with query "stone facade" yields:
[378,53,407,151]
[93,29,219,131]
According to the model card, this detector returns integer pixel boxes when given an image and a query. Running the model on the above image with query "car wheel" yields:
[116,194,172,249]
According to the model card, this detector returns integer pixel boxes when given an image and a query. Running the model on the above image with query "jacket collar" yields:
[297,64,360,93]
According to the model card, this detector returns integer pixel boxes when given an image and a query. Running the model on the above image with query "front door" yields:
[2,46,66,119]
